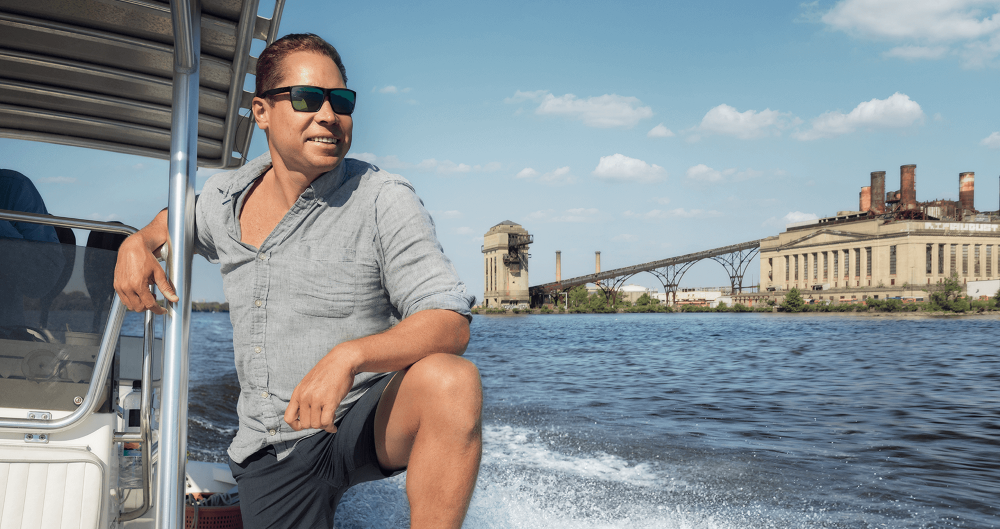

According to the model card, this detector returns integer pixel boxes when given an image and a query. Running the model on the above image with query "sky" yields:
[3,0,1000,302]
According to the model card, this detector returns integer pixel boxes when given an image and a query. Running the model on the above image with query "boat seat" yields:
[0,444,105,529]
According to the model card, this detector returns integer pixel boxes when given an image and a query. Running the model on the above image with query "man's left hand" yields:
[283,348,357,433]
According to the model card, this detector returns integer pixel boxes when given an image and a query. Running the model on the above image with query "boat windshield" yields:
[0,221,121,412]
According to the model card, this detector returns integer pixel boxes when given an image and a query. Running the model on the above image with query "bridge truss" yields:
[528,240,761,307]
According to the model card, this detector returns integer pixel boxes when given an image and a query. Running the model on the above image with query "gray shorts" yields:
[228,373,402,529]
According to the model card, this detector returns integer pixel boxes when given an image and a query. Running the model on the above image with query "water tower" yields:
[482,220,532,308]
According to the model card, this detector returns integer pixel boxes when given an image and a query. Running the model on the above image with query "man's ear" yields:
[252,97,270,131]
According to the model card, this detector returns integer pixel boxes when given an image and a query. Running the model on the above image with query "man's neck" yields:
[264,154,335,209]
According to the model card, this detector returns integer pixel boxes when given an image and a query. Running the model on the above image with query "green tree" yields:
[925,273,965,312]
[568,285,589,309]
[782,288,804,313]
[635,293,652,306]
[994,288,1000,308]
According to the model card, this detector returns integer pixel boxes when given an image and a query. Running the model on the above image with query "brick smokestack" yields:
[555,251,561,282]
[860,186,871,212]
[900,164,916,210]
[959,172,975,214]
[870,171,886,214]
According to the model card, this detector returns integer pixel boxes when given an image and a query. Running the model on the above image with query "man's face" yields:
[253,51,353,180]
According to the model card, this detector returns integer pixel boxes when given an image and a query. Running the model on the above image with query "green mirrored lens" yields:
[328,91,355,115]
[291,87,325,111]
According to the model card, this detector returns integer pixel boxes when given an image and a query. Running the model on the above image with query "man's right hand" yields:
[114,211,179,314]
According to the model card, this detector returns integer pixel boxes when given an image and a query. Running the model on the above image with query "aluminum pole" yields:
[157,0,200,527]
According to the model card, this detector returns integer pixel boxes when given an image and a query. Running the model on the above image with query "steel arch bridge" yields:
[528,240,761,307]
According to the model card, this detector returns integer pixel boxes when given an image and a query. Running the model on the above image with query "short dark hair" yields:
[255,33,347,97]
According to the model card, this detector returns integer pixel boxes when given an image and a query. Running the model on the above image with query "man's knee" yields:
[406,354,482,426]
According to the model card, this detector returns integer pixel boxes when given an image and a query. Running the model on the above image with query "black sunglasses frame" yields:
[259,86,357,115]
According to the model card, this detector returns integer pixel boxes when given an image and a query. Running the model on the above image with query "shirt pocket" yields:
[288,247,356,318]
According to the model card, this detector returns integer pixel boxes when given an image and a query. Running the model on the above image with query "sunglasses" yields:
[259,85,357,115]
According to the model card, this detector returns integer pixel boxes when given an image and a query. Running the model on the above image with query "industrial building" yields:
[482,220,533,308]
[750,165,1000,305]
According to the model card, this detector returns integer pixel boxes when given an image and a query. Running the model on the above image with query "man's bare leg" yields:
[374,353,483,528]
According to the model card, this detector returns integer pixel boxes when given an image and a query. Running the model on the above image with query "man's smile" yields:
[308,136,338,144]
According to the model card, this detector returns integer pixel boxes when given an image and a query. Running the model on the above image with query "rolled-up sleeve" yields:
[374,179,474,320]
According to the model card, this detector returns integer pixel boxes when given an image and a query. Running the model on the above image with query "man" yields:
[1,169,63,333]
[114,34,482,528]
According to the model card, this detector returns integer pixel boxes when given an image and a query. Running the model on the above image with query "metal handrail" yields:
[118,309,156,521]
[0,209,135,433]
[0,208,137,236]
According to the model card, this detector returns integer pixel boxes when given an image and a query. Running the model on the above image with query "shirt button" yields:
[254,346,262,354]
[255,299,262,307]
[258,253,268,260]
[260,391,269,399]
[268,429,276,436]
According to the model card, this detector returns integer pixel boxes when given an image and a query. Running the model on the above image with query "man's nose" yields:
[315,99,338,123]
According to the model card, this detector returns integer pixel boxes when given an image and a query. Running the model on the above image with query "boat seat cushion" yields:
[0,445,105,529]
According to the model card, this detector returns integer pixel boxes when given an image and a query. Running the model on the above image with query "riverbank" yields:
[472,303,1000,316]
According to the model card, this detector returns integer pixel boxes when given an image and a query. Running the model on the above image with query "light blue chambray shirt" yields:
[194,153,474,464]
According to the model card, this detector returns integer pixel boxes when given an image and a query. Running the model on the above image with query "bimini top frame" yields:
[0,0,284,169]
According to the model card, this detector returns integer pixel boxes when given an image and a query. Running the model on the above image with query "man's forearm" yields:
[137,208,170,257]
[114,207,177,313]
[337,309,470,375]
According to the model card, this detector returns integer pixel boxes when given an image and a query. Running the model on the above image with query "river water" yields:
[123,312,999,528]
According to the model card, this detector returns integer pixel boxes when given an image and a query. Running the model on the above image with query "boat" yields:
[0,0,286,526]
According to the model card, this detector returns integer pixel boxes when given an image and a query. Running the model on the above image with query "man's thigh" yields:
[229,373,398,528]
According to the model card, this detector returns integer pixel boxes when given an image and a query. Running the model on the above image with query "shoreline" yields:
[472,309,1000,319]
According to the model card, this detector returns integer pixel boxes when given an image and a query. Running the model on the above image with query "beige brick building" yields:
[482,221,532,308]
[758,217,1000,304]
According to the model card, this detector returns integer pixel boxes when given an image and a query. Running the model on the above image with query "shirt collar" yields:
[223,153,349,204]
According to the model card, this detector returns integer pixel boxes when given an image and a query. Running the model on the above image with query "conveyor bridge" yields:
[529,240,761,306]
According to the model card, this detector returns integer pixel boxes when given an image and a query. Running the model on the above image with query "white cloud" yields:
[822,0,1000,41]
[821,0,1000,67]
[525,209,553,221]
[414,158,501,176]
[794,92,924,140]
[516,166,575,185]
[697,104,799,139]
[592,154,666,183]
[884,45,950,59]
[540,167,575,185]
[652,196,671,205]
[647,123,675,138]
[350,153,409,170]
[456,227,474,235]
[981,131,1000,148]
[373,85,412,94]
[764,211,820,227]
[667,208,724,218]
[515,168,538,179]
[686,164,726,183]
[528,208,599,223]
[623,208,722,219]
[507,90,653,128]
[433,210,463,219]
[784,211,819,223]
[552,208,599,223]
[504,90,549,103]
[685,165,763,184]
[37,176,77,184]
